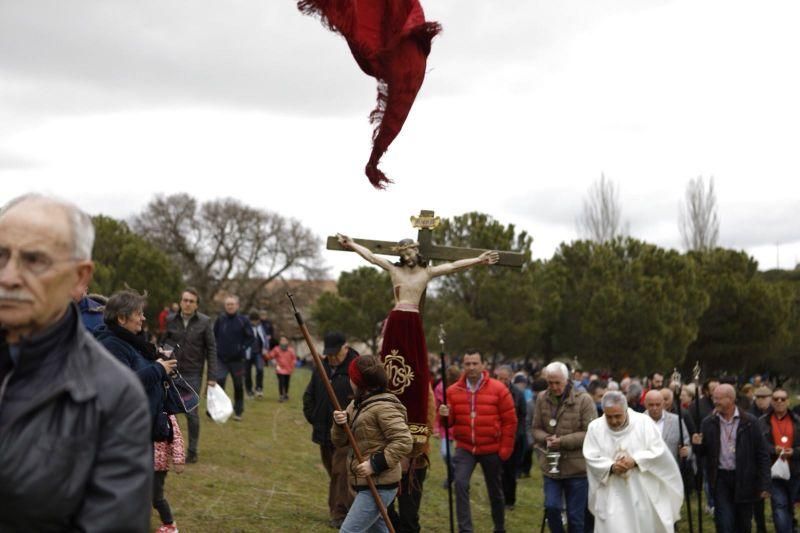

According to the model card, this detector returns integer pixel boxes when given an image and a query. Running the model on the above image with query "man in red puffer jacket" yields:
[439,350,517,533]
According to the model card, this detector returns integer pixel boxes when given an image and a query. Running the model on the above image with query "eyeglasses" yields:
[0,247,76,276]
[773,397,788,402]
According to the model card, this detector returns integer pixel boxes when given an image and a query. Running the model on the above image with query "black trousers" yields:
[183,373,202,455]
[153,471,173,524]
[388,463,428,533]
[278,374,291,397]
[216,358,245,416]
[501,434,525,506]
[453,448,505,533]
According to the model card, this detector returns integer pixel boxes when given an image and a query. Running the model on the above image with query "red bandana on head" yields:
[297,0,441,189]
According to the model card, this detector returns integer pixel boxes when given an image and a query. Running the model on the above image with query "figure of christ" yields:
[337,234,499,447]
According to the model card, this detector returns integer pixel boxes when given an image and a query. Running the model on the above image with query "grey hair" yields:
[601,390,628,411]
[606,380,620,391]
[496,364,514,376]
[627,382,643,400]
[104,290,147,324]
[545,362,569,381]
[1,193,95,260]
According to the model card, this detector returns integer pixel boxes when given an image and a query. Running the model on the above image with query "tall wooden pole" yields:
[287,293,395,533]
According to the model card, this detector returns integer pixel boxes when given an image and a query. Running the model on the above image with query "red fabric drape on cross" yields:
[297,0,441,188]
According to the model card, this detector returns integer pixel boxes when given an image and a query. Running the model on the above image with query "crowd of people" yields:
[1,192,798,533]
[0,193,298,531]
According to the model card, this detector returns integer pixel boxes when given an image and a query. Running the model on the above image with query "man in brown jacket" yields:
[533,362,597,533]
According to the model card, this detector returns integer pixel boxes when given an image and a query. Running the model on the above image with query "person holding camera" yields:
[95,290,178,432]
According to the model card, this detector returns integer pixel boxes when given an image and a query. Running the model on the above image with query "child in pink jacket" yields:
[266,336,297,402]
[153,415,185,533]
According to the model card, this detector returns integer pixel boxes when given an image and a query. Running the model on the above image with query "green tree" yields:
[311,267,392,354]
[90,215,183,326]
[687,250,793,375]
[424,212,538,360]
[543,238,708,374]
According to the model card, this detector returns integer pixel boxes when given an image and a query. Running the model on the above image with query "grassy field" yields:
[155,368,768,532]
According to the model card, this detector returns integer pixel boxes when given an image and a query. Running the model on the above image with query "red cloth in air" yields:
[297,0,441,188]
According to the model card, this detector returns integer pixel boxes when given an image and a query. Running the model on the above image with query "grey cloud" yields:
[720,202,800,249]
[0,0,671,122]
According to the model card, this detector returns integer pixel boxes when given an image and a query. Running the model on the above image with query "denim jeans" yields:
[340,487,397,533]
[543,476,588,533]
[771,475,800,533]
[244,354,264,393]
[713,470,753,533]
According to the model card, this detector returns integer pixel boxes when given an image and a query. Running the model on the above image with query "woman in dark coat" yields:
[94,290,177,424]
[94,290,181,531]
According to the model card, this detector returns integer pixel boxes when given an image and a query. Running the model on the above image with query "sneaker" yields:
[246,391,255,400]
[156,523,178,533]
[186,451,198,464]
[256,389,264,399]
[233,415,242,422]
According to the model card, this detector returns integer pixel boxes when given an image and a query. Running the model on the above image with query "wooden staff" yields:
[672,368,694,533]
[438,325,455,533]
[692,361,703,533]
[287,292,395,533]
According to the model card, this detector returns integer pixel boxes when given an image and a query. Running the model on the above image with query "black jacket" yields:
[303,348,359,446]
[164,312,217,378]
[213,313,254,361]
[0,304,152,532]
[508,384,527,438]
[694,410,771,502]
[758,411,800,477]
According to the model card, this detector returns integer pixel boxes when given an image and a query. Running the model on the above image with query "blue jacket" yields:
[94,324,166,424]
[213,313,255,361]
[78,296,104,333]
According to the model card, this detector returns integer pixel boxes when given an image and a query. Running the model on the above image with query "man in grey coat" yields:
[0,194,151,531]
[645,389,691,465]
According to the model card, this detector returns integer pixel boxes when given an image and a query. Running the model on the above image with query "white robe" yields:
[583,409,684,533]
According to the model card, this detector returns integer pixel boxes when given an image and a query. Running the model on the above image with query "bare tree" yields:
[578,173,623,243]
[679,176,719,251]
[133,194,326,311]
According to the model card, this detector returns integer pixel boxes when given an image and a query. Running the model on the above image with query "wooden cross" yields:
[326,209,525,268]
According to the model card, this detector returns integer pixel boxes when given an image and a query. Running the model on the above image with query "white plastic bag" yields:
[771,452,791,480]
[206,385,233,424]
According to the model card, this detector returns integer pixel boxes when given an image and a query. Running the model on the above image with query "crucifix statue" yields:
[329,210,525,450]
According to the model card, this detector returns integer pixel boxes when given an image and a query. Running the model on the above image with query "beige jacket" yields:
[532,386,597,478]
[331,392,413,488]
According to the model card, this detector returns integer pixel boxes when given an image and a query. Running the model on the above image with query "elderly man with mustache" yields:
[0,193,152,532]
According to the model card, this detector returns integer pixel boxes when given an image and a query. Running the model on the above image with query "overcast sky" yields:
[2,0,799,276]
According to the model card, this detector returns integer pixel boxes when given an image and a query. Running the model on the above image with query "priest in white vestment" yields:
[583,390,684,533]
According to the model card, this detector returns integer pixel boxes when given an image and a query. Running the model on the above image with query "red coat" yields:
[446,370,517,460]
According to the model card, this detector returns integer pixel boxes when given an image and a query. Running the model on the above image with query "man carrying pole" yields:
[288,293,398,533]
